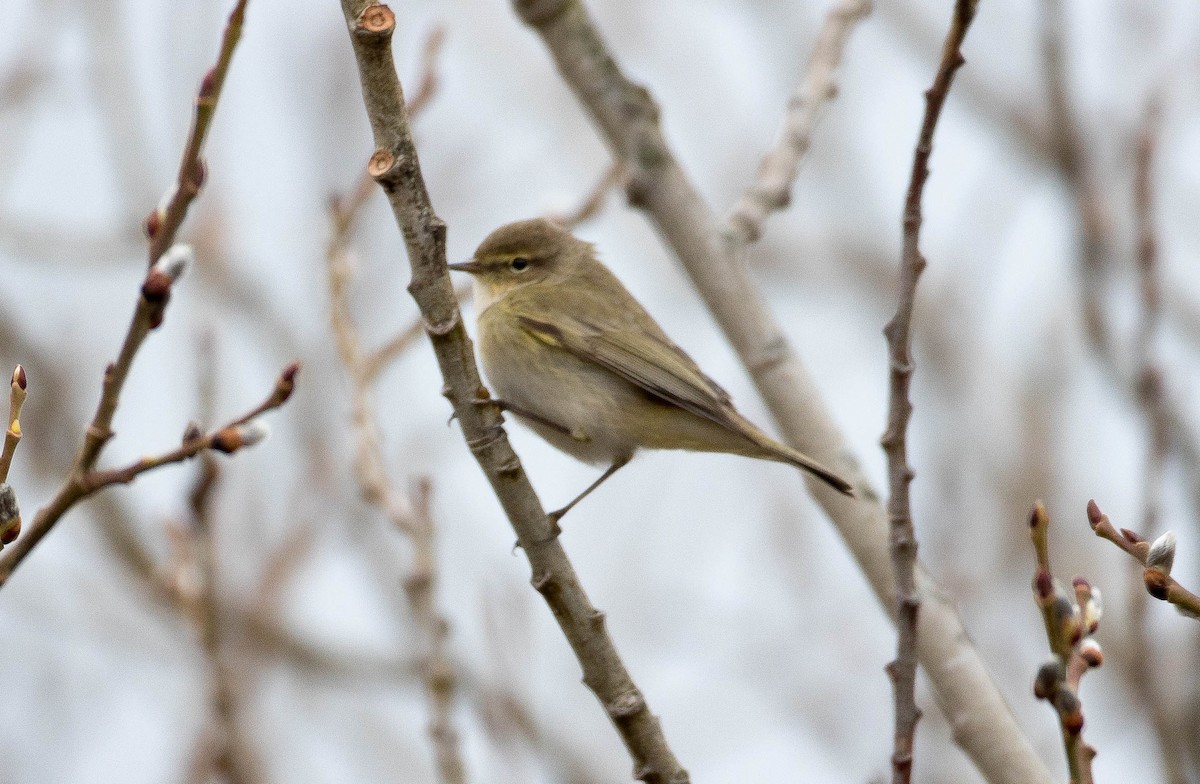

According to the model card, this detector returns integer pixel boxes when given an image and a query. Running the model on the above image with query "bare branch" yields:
[726,0,871,243]
[326,167,467,784]
[145,0,248,266]
[337,4,688,780]
[511,1,1053,781]
[0,362,297,588]
[881,3,977,781]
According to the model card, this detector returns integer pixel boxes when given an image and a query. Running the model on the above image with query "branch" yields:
[326,177,467,784]
[1088,500,1200,619]
[726,0,871,243]
[512,1,1054,782]
[880,3,977,781]
[337,4,689,781]
[0,0,258,586]
[145,0,248,266]
[0,365,27,484]
[1029,502,1100,784]
[0,361,298,588]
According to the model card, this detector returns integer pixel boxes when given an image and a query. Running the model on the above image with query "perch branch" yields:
[337,3,689,781]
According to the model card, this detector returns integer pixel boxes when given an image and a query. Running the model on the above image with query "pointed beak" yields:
[447,259,483,274]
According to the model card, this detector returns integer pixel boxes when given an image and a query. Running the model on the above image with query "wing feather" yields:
[516,313,739,429]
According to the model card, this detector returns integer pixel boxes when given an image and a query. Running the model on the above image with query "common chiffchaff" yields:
[449,219,854,519]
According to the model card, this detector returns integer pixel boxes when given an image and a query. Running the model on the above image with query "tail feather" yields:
[734,416,854,496]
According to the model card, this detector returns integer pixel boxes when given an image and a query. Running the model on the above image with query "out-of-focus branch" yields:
[338,4,689,782]
[1088,500,1200,620]
[726,0,871,243]
[1040,0,1115,357]
[547,160,626,230]
[327,176,467,784]
[1029,502,1101,784]
[1126,96,1192,784]
[881,3,976,781]
[511,1,1052,782]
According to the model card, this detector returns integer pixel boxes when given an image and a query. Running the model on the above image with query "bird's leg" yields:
[475,398,590,443]
[546,455,631,534]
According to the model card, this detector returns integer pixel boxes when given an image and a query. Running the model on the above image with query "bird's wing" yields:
[515,310,740,429]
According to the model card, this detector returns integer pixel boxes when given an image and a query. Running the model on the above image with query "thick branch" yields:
[512,1,1053,782]
[337,3,688,781]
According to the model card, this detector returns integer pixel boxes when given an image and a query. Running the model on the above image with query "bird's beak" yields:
[447,259,483,274]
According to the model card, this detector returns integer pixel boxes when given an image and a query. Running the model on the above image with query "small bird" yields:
[449,218,854,521]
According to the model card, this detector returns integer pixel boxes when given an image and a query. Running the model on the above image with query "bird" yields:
[448,218,854,522]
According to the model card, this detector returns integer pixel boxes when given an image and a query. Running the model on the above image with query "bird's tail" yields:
[735,415,855,496]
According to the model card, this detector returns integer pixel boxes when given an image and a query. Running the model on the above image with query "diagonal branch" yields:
[336,3,689,782]
[511,1,1053,782]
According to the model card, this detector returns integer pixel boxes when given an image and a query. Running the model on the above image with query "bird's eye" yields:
[510,257,530,271]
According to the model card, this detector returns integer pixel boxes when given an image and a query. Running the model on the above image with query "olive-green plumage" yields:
[449,218,854,502]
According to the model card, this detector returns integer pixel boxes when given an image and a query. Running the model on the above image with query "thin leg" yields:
[547,456,631,528]
[475,398,586,442]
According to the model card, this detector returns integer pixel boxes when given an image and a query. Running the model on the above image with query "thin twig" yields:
[338,4,688,781]
[880,3,977,781]
[145,0,248,266]
[726,0,872,243]
[511,1,1053,781]
[0,362,297,589]
[0,0,261,588]
[1087,500,1200,619]
[1029,502,1100,784]
[360,283,473,385]
[0,365,27,484]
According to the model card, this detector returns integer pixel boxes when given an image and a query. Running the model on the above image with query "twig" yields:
[326,174,467,784]
[511,1,1054,781]
[726,0,872,243]
[1029,502,1100,784]
[0,361,298,589]
[880,3,976,781]
[0,0,262,588]
[1087,500,1200,619]
[145,0,248,266]
[0,366,27,484]
[360,282,473,385]
[338,3,689,781]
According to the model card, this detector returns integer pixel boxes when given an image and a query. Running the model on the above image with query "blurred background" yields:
[1,0,1198,781]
